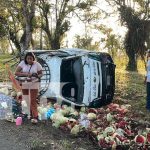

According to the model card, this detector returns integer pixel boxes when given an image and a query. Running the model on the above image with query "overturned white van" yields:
[24,48,116,108]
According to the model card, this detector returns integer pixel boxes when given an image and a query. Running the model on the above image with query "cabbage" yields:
[0,87,9,95]
[87,113,96,120]
[104,127,115,136]
[42,108,48,114]
[80,107,86,112]
[71,125,80,135]
[59,109,69,116]
[106,113,113,122]
[50,112,62,121]
[97,134,105,141]
[70,111,79,117]
[57,106,72,116]
[37,106,42,113]
[37,106,47,114]
[52,116,69,128]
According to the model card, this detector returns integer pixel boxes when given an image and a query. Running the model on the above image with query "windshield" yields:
[60,58,84,104]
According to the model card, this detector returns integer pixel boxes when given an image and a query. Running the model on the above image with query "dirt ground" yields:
[0,119,99,150]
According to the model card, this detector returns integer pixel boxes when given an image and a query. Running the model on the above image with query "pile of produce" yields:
[38,103,150,149]
[1,86,150,149]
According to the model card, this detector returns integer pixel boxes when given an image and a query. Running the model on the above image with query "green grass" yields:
[0,54,18,82]
[114,58,149,120]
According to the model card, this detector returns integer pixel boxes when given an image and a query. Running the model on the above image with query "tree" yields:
[37,0,97,49]
[20,0,36,52]
[106,0,150,71]
[0,0,36,52]
[95,24,123,59]
[73,34,100,50]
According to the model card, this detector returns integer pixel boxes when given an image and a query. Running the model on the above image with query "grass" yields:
[114,57,149,120]
[0,54,19,82]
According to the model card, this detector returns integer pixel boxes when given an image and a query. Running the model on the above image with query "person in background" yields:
[15,52,43,124]
[145,49,150,112]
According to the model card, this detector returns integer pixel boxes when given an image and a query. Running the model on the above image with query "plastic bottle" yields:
[16,117,22,126]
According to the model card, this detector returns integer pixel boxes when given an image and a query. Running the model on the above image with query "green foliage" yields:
[77,0,96,9]
[0,0,99,51]
[0,23,7,38]
[106,0,150,71]
[95,24,123,58]
[38,0,98,49]
[0,38,9,54]
[73,35,99,50]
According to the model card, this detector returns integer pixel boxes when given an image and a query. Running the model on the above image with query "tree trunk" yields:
[9,30,21,52]
[51,37,60,50]
[126,49,137,71]
[20,24,33,52]
[40,28,43,50]
[20,0,36,53]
